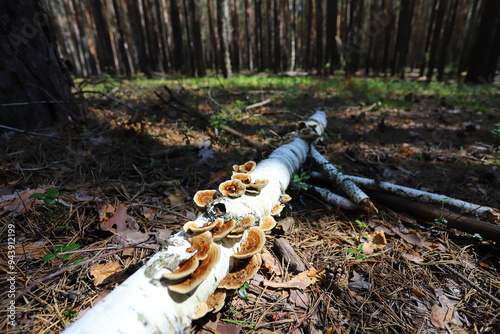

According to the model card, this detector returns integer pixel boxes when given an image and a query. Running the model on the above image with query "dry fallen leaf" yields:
[261,248,283,275]
[0,188,45,216]
[90,261,122,286]
[362,230,387,254]
[263,268,318,290]
[99,204,139,235]
[348,270,372,290]
[402,253,425,263]
[391,227,429,249]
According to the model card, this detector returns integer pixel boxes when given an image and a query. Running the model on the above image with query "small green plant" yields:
[291,171,310,190]
[29,187,67,205]
[354,219,368,229]
[42,244,81,262]
[347,243,366,260]
[62,308,79,320]
[238,281,250,300]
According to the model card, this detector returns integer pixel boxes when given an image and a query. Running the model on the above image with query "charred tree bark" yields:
[325,0,339,74]
[464,0,500,83]
[170,0,184,73]
[426,0,446,81]
[189,0,206,77]
[436,0,458,81]
[0,0,80,130]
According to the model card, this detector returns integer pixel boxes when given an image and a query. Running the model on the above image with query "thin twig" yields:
[436,264,500,307]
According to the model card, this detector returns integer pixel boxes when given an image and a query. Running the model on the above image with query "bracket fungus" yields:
[233,226,266,259]
[271,202,285,216]
[232,214,256,233]
[218,179,246,198]
[183,220,219,234]
[193,190,218,208]
[232,160,256,173]
[188,231,214,260]
[219,253,262,289]
[168,243,221,294]
[162,256,199,280]
[191,289,226,320]
[231,173,252,185]
[260,215,277,232]
[211,219,236,241]
[280,194,292,204]
[245,179,269,195]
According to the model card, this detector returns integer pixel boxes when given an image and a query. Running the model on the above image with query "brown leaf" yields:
[362,230,387,254]
[430,304,453,328]
[391,227,429,249]
[90,261,122,286]
[402,253,425,263]
[0,240,48,264]
[0,188,45,216]
[348,270,372,290]
[99,204,138,235]
[263,269,318,290]
[261,249,283,275]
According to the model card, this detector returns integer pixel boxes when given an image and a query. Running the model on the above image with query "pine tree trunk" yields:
[0,0,80,130]
[464,0,500,83]
[217,0,232,78]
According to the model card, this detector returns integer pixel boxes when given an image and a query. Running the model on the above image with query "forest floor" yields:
[1,75,499,334]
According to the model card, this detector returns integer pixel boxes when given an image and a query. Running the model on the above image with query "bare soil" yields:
[1,79,499,334]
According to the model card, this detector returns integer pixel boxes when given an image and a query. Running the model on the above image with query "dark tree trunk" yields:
[230,0,240,72]
[207,0,219,72]
[189,0,206,77]
[170,0,184,72]
[244,0,254,70]
[303,0,313,70]
[112,0,133,77]
[273,0,280,73]
[325,0,339,75]
[426,0,447,81]
[126,0,149,74]
[392,0,415,78]
[0,0,80,130]
[315,0,323,74]
[465,0,500,83]
[255,0,263,71]
[89,0,116,74]
[436,0,458,81]
[217,0,232,78]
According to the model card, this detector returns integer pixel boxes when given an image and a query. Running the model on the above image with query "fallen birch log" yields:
[310,146,378,213]
[309,185,358,210]
[62,111,327,334]
[343,175,499,223]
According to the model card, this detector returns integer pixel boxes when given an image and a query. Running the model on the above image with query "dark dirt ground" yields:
[1,77,499,334]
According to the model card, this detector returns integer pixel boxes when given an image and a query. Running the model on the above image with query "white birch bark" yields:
[62,111,327,334]
[310,146,378,213]
[309,185,358,210]
[343,175,500,222]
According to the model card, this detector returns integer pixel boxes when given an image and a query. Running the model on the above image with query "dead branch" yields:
[344,175,499,223]
[368,191,500,243]
[310,146,378,213]
[273,238,308,273]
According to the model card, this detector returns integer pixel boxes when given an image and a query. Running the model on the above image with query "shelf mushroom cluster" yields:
[163,160,292,320]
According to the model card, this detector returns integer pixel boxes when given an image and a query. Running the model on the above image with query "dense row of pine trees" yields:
[49,0,499,82]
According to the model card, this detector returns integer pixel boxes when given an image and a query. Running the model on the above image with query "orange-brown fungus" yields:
[219,253,262,289]
[232,226,265,259]
[219,179,246,197]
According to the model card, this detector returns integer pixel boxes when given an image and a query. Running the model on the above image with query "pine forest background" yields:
[48,0,500,83]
